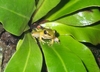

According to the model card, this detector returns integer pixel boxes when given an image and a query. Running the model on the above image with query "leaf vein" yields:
[52,47,68,72]
[0,6,29,20]
[23,39,31,72]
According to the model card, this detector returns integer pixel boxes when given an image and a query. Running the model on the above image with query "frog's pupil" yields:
[44,30,51,36]
[44,30,48,34]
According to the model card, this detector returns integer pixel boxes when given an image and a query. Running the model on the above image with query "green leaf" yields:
[57,9,100,26]
[36,0,44,9]
[4,33,42,72]
[41,22,100,45]
[0,0,36,36]
[32,0,60,22]
[41,41,86,72]
[60,36,99,72]
[47,0,100,21]
[41,35,99,72]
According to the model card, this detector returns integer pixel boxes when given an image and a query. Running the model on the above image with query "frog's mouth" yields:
[41,38,51,43]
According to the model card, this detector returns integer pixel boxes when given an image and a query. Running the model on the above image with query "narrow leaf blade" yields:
[60,36,99,72]
[47,0,100,21]
[57,9,100,26]
[32,0,60,22]
[4,33,42,72]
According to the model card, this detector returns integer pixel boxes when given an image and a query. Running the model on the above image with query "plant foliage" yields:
[0,0,100,72]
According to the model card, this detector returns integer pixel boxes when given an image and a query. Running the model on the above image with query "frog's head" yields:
[44,29,55,35]
[42,29,56,39]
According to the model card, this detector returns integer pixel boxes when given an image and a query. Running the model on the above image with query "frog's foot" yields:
[46,39,53,46]
[48,38,60,46]
[39,37,46,44]
[40,39,46,44]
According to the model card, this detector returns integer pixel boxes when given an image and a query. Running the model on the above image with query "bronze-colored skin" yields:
[32,29,59,44]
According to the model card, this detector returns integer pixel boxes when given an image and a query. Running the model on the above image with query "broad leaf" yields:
[57,9,100,26]
[41,22,100,45]
[47,0,100,21]
[0,0,36,36]
[41,35,99,72]
[4,33,42,72]
[32,0,60,22]
[60,36,99,72]
[41,42,86,72]
[35,0,44,9]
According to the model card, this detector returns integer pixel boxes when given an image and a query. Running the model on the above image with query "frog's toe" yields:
[40,40,46,44]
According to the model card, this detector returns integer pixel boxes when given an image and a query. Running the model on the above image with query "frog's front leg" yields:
[49,38,60,45]
[39,36,46,44]
[48,39,54,45]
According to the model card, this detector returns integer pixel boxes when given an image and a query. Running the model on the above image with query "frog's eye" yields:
[44,30,48,34]
[44,30,51,36]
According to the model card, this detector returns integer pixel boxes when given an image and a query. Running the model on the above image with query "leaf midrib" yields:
[0,6,29,20]
[23,38,31,72]
[51,47,68,72]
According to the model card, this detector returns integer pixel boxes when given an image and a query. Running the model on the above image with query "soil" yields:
[0,31,19,72]
[88,44,100,67]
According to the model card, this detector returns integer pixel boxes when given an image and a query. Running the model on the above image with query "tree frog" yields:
[31,29,59,45]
